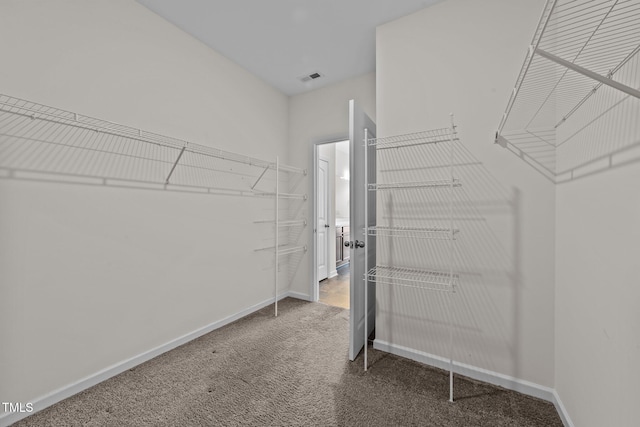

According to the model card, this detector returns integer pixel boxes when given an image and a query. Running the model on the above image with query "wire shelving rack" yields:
[0,94,304,194]
[0,93,308,318]
[495,0,640,182]
[365,118,461,402]
[253,156,307,316]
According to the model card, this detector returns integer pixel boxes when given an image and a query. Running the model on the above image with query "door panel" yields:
[349,100,376,361]
[317,158,329,281]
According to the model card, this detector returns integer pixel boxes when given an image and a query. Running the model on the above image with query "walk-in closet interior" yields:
[1,0,638,426]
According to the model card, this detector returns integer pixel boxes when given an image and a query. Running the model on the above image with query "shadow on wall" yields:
[375,138,525,379]
[282,195,307,289]
[253,171,308,293]
[0,92,314,298]
[554,55,640,183]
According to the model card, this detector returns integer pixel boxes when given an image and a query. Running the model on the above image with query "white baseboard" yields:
[552,389,575,427]
[0,294,297,427]
[374,340,576,427]
[328,270,338,279]
[285,290,310,301]
[2,298,573,427]
[373,340,555,402]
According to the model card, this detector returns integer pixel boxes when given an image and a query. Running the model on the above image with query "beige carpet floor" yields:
[14,298,562,426]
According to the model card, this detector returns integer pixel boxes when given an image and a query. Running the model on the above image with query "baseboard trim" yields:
[373,340,555,402]
[0,294,295,427]
[2,299,573,427]
[328,270,338,279]
[552,390,575,427]
[286,290,311,301]
[373,340,576,426]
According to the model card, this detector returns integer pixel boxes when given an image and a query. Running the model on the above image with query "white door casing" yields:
[317,158,329,281]
[348,100,376,361]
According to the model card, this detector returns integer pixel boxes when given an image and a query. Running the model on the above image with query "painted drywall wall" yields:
[287,73,376,297]
[554,49,640,426]
[335,141,350,224]
[375,0,556,388]
[0,0,288,413]
[555,168,640,427]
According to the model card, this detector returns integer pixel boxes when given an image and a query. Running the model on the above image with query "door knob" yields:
[324,224,330,228]
[344,241,352,248]
[355,240,365,248]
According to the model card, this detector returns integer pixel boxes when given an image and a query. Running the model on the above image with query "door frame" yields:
[316,157,330,282]
[311,136,349,302]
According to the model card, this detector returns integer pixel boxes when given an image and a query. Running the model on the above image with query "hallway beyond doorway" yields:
[319,263,350,309]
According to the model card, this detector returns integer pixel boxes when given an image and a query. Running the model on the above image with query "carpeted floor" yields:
[15,298,562,426]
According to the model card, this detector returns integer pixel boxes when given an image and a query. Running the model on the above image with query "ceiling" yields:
[136,0,442,96]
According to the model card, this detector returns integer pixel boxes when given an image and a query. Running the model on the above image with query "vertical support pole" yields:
[275,156,279,317]
[448,114,455,403]
[364,128,369,372]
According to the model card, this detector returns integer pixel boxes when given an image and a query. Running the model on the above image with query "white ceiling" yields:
[136,0,442,96]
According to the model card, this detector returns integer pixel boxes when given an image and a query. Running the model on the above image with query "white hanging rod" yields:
[278,245,307,256]
[254,243,289,252]
[367,225,459,240]
[254,219,307,227]
[555,44,640,128]
[0,94,305,175]
[280,192,307,200]
[535,47,640,99]
[369,128,458,150]
[369,179,461,190]
[1,167,264,197]
[254,243,307,253]
[258,191,307,200]
[367,266,458,292]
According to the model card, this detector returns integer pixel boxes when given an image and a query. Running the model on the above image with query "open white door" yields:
[348,100,376,361]
[317,158,329,281]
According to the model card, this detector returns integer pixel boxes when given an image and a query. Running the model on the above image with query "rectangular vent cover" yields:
[299,72,322,82]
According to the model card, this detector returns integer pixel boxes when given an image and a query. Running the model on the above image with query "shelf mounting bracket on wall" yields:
[165,145,187,185]
[250,165,270,190]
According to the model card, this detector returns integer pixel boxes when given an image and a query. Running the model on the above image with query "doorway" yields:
[315,140,350,309]
[311,99,376,363]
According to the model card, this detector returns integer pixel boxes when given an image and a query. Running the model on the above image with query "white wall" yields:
[554,46,640,426]
[0,0,288,413]
[376,0,556,388]
[555,168,640,427]
[335,141,350,223]
[287,73,376,297]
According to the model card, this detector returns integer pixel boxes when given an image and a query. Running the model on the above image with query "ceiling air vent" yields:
[299,72,322,83]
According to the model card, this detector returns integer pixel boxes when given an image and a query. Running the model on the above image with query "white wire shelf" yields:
[368,128,458,150]
[0,94,304,193]
[254,219,307,227]
[257,192,307,200]
[254,243,287,252]
[278,245,307,256]
[368,179,461,190]
[367,225,459,240]
[495,0,640,180]
[254,244,307,255]
[367,265,458,292]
